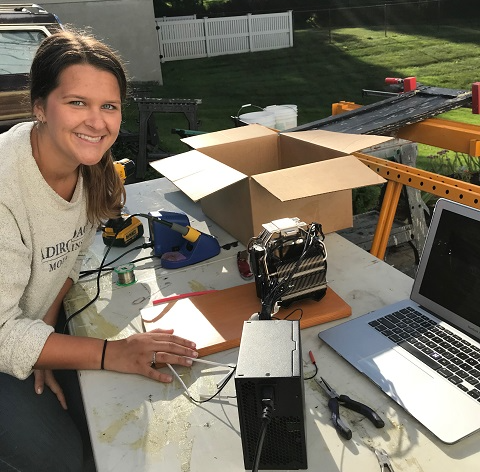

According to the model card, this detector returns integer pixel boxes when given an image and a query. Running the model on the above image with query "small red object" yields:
[472,82,480,114]
[237,250,254,280]
[385,76,416,92]
[402,77,416,92]
[309,350,316,365]
[385,77,402,85]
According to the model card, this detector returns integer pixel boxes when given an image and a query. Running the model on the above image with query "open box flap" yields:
[150,150,246,202]
[182,123,277,149]
[280,129,393,153]
[251,155,386,202]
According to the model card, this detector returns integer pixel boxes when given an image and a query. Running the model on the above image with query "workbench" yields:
[64,178,480,472]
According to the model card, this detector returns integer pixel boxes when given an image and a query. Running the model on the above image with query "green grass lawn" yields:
[119,24,480,184]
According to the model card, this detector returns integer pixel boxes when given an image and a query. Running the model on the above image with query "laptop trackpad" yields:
[358,348,434,405]
[358,348,477,444]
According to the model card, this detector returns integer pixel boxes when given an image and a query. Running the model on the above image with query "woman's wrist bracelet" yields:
[101,339,108,370]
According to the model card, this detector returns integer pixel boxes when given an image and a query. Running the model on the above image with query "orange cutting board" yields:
[141,283,351,357]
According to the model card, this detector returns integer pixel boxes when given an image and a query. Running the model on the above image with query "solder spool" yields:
[114,263,136,286]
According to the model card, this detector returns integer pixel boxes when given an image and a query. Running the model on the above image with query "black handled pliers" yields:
[315,377,385,440]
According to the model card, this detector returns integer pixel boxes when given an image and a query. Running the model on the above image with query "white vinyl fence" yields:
[157,14,197,22]
[156,11,293,62]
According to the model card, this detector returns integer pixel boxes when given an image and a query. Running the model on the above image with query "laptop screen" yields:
[412,199,480,339]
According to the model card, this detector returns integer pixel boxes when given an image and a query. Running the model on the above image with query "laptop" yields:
[319,198,480,444]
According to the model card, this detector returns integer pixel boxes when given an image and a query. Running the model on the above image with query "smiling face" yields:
[33,63,122,171]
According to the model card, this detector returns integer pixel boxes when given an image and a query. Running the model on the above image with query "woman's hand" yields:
[34,369,68,410]
[104,329,198,383]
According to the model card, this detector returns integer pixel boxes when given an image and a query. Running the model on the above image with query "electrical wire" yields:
[251,397,274,472]
[79,247,154,279]
[258,223,324,319]
[166,361,237,404]
[271,307,303,321]
[252,419,270,472]
[304,363,318,380]
[263,225,316,303]
[304,350,318,380]
[63,212,148,332]
[63,230,116,333]
[281,307,303,321]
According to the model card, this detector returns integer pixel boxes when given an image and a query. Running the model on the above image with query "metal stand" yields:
[339,139,428,265]
[355,151,480,261]
[134,97,202,180]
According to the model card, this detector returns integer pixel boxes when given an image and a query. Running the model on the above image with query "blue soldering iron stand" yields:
[161,232,221,269]
[148,210,221,269]
[149,210,189,255]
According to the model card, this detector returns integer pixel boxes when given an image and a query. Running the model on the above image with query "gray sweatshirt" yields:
[0,122,96,379]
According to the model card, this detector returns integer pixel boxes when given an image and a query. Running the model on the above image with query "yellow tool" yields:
[102,159,144,247]
[113,158,136,183]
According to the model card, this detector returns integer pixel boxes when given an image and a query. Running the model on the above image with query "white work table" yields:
[64,178,480,472]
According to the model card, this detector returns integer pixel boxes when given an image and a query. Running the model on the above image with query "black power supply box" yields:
[235,320,308,470]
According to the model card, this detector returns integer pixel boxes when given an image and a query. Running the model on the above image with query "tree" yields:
[153,0,206,17]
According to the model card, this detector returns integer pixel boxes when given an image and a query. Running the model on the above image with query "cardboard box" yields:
[150,124,392,245]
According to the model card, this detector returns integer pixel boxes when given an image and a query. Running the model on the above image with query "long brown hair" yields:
[30,29,127,224]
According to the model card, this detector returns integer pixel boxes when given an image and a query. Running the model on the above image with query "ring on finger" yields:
[151,351,157,369]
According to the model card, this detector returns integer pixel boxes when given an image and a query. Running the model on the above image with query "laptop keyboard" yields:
[369,307,480,401]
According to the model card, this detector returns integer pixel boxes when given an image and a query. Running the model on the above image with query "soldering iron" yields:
[143,211,221,268]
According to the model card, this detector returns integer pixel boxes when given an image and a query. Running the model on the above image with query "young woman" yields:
[0,30,198,471]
